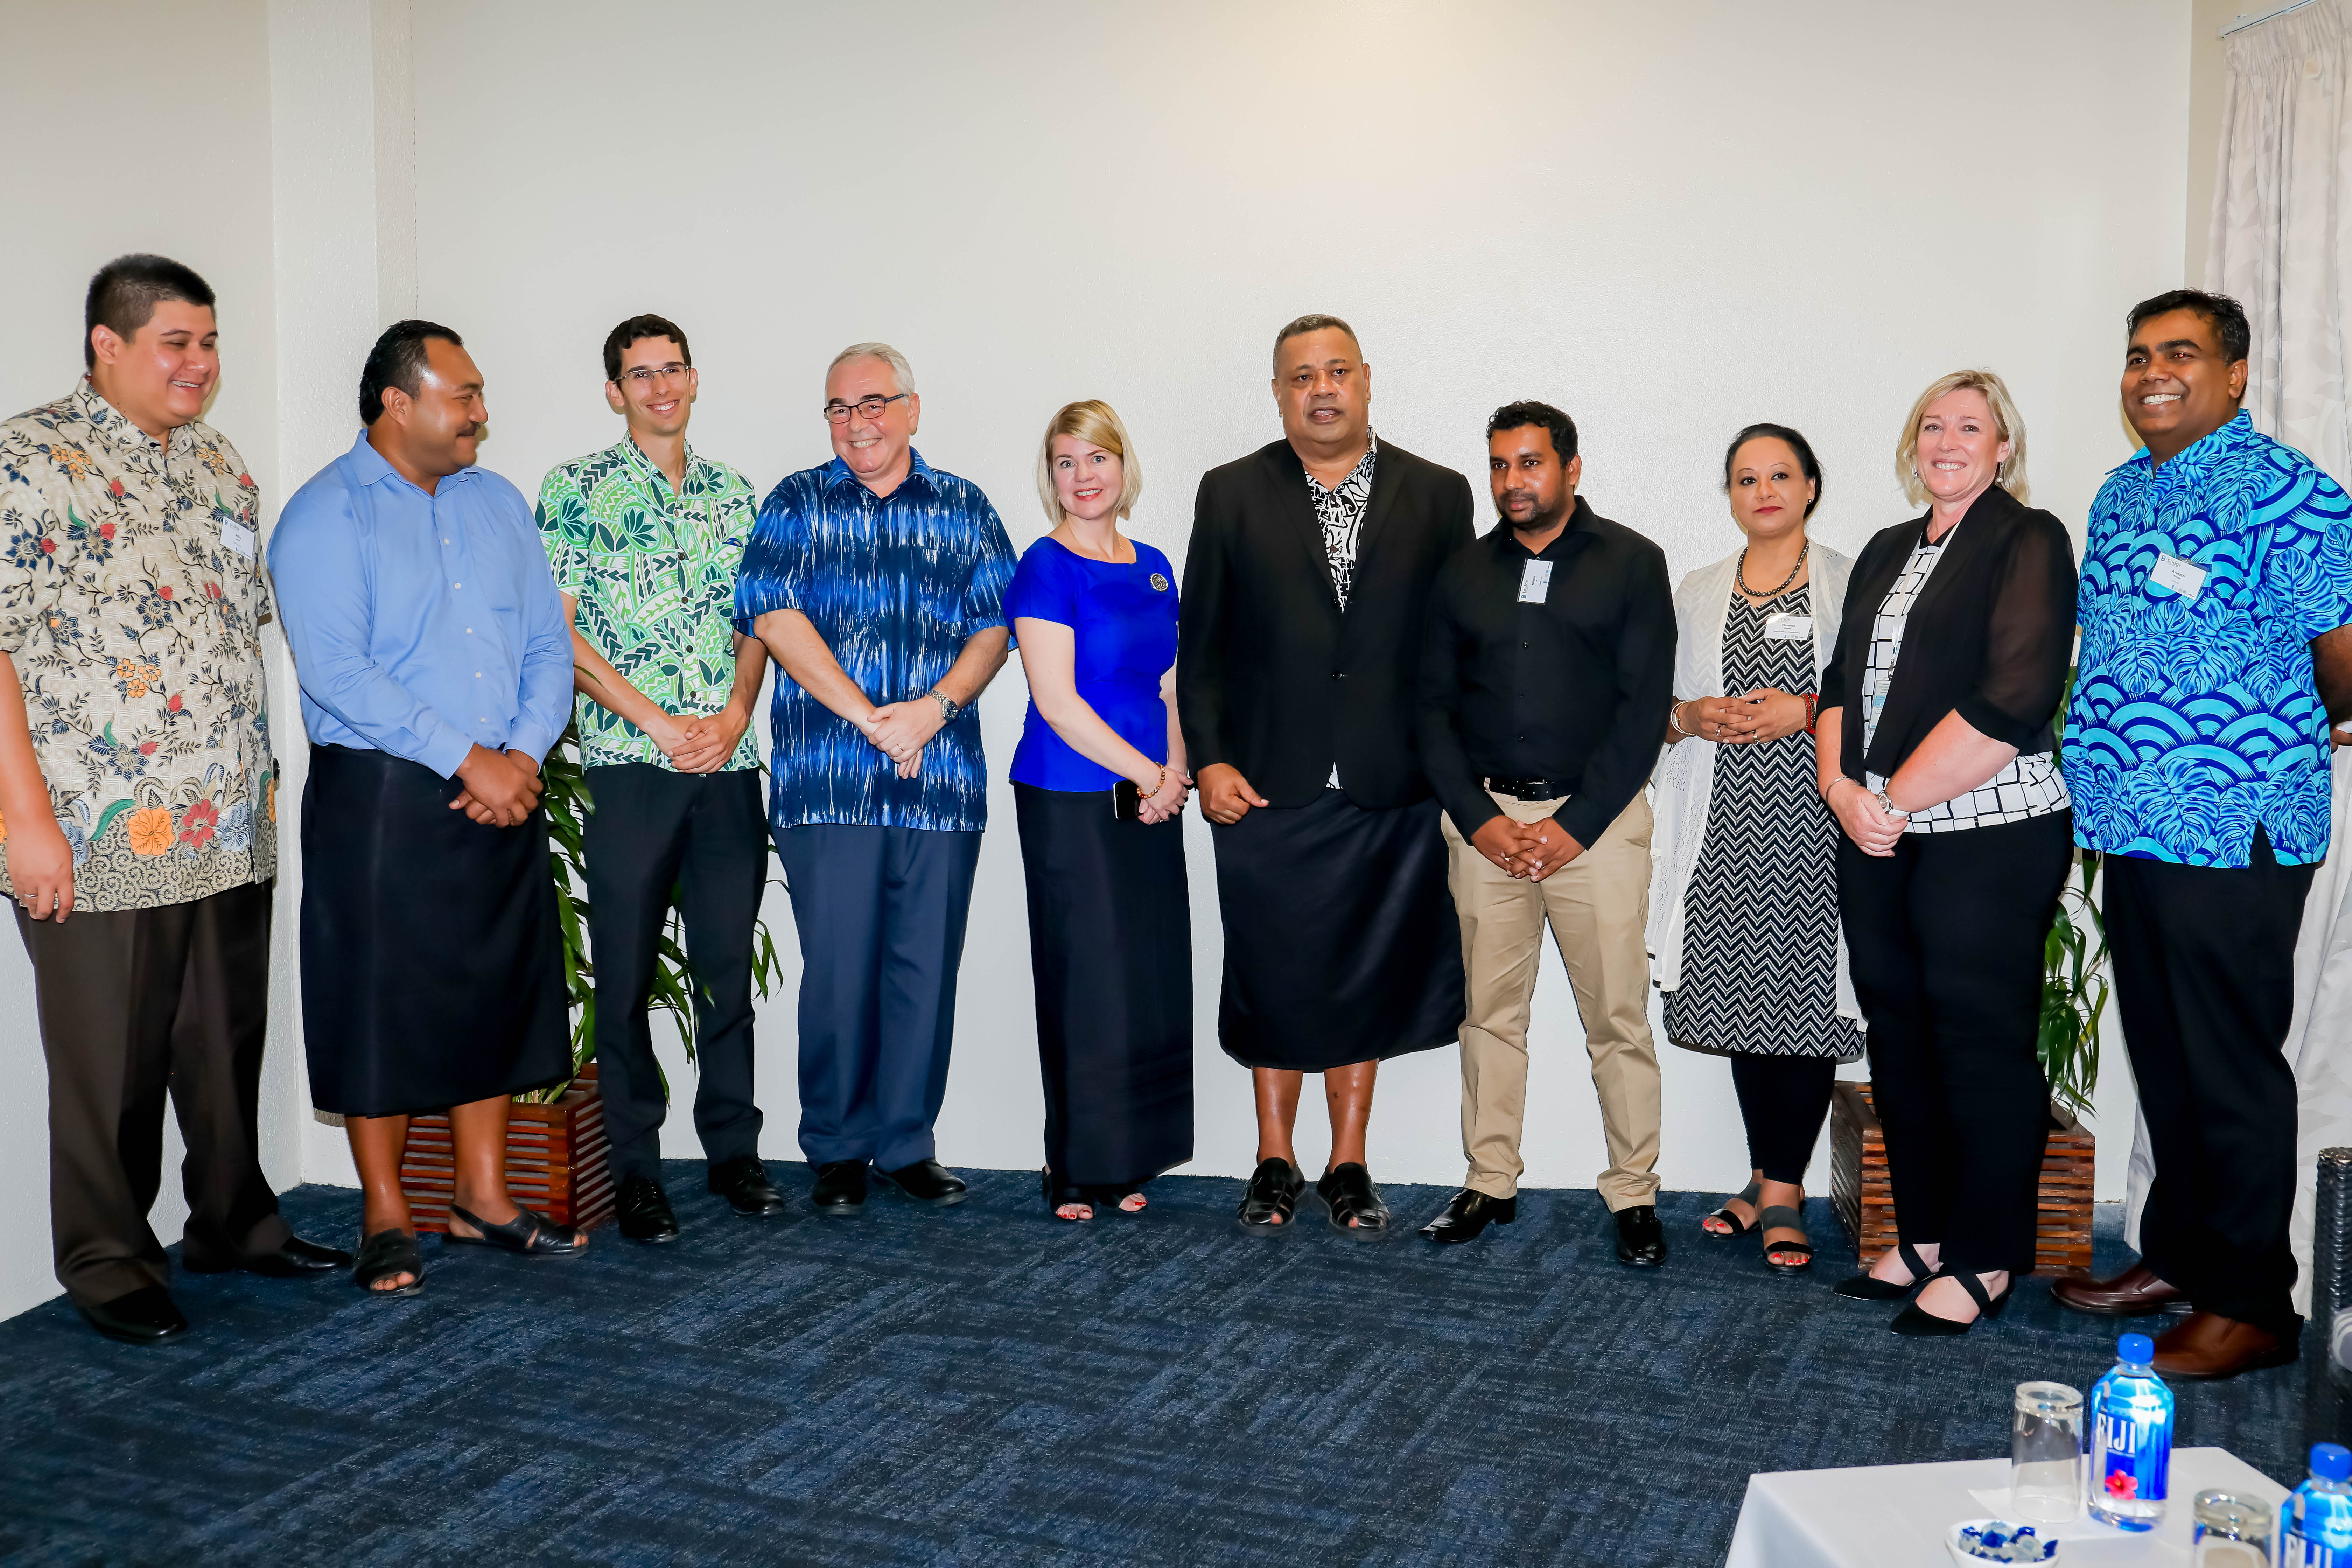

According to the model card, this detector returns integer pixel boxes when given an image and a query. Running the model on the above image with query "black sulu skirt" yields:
[1015,783,1194,1193]
[1209,790,1464,1071]
[300,744,572,1117]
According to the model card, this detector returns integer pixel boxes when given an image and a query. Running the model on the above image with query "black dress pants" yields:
[582,764,770,1184]
[1840,812,2073,1276]
[16,880,289,1308]
[2106,832,2313,1337]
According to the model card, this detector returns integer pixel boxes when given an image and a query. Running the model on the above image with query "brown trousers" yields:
[16,879,287,1307]
[1441,792,1662,1208]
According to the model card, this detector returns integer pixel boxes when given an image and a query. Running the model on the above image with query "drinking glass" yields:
[2010,1381,2084,1523]
[2189,1490,2271,1567]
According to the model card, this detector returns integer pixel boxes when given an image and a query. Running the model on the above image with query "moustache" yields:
[1501,490,1539,508]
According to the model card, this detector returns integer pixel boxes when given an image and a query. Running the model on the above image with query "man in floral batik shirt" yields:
[535,313,779,1243]
[0,255,346,1346]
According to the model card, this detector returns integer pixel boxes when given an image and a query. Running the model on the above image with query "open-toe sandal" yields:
[1835,1239,1939,1301]
[1756,1205,1813,1275]
[351,1227,425,1297]
[446,1203,583,1256]
[1704,1180,1762,1238]
[1316,1162,1391,1240]
[1236,1158,1304,1233]
[1890,1268,2012,1337]
[1041,1169,1094,1221]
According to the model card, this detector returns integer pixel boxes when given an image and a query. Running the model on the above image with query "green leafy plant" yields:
[2039,670,2109,1121]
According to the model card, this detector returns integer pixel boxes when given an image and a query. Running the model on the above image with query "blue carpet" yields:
[0,1166,2328,1567]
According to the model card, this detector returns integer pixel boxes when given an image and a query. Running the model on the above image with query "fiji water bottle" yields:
[2086,1332,2173,1530]
[2283,1442,2352,1565]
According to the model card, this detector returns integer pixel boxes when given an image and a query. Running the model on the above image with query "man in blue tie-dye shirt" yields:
[734,342,1015,1217]
[2054,290,2352,1379]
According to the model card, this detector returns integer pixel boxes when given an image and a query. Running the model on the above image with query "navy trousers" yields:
[773,822,982,1169]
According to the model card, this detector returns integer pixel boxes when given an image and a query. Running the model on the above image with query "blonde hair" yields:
[1036,400,1144,524]
[827,341,914,396]
[1896,369,2029,507]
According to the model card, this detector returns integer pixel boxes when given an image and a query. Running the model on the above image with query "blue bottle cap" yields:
[2315,1442,2352,1482]
[2118,1332,2155,1362]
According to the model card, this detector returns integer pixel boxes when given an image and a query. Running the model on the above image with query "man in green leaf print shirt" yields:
[535,313,781,1242]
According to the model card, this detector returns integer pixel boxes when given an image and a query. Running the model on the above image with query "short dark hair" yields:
[85,254,215,370]
[602,313,691,384]
[359,319,464,425]
[1272,312,1359,374]
[1722,422,1824,519]
[2127,289,2252,366]
[1487,400,1578,464]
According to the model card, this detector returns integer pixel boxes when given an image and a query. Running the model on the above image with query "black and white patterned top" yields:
[1861,534,2068,833]
[1305,432,1378,609]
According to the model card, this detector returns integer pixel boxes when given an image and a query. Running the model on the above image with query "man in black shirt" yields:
[1415,401,1676,1261]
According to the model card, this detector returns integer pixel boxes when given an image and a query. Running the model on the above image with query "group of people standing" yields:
[1,257,2344,1389]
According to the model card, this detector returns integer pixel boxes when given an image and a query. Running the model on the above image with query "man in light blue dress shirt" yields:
[271,321,584,1296]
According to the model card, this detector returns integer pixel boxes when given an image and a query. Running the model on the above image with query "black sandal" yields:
[1756,1205,1814,1275]
[1041,1169,1094,1221]
[1235,1157,1304,1233]
[1704,1180,1762,1238]
[446,1203,584,1256]
[1835,1240,1939,1301]
[1890,1268,2012,1337]
[351,1228,425,1297]
[1316,1162,1390,1240]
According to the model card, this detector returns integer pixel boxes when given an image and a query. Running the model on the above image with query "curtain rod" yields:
[2222,0,2320,35]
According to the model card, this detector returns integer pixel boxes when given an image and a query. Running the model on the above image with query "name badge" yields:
[1762,613,1813,641]
[220,520,257,560]
[2149,552,2206,602]
[1519,560,1553,603]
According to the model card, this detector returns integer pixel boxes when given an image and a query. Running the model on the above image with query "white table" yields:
[1724,1446,2289,1566]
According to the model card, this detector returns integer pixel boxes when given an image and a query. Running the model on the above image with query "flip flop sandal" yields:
[1703,1180,1762,1237]
[446,1203,584,1256]
[351,1227,425,1297]
[1756,1205,1814,1275]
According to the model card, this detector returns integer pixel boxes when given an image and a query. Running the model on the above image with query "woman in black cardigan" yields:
[1814,369,2076,1336]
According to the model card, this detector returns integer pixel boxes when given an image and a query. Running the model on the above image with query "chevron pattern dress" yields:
[1662,587,1864,1059]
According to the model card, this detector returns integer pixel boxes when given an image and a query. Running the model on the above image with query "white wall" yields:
[404,0,2186,1201]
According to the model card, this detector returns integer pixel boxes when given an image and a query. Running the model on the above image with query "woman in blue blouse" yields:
[1006,400,1194,1220]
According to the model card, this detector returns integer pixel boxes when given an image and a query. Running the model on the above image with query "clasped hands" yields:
[1825,776,1907,858]
[450,744,545,827]
[1469,813,1585,881]
[1680,688,1807,745]
[643,701,752,775]
[1134,765,1194,825]
[859,697,947,779]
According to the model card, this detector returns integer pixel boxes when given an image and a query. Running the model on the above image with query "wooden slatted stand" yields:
[1829,1081,2093,1277]
[398,1063,615,1234]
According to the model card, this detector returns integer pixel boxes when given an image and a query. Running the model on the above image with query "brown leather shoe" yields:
[2149,1310,2299,1380]
[2050,1262,2192,1317]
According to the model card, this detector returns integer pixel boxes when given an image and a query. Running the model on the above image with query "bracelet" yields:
[1802,694,1819,734]
[1668,700,1698,740]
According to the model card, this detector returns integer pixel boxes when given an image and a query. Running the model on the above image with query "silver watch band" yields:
[928,688,959,721]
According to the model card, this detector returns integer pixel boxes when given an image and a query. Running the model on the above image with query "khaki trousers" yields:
[1441,792,1661,1208]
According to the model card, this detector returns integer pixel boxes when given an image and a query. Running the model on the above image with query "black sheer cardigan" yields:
[1817,483,2077,785]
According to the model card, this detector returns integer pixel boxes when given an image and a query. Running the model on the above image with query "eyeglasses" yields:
[618,362,689,386]
[822,393,909,424]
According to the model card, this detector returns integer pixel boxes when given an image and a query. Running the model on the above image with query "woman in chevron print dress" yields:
[1648,425,1861,1275]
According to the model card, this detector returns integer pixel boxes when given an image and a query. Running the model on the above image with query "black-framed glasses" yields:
[822,392,909,424]
[618,362,689,386]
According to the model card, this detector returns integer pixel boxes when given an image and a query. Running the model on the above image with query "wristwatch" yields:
[1873,787,1906,818]
[927,688,960,722]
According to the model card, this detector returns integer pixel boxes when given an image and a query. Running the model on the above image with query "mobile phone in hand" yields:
[1113,779,1143,820]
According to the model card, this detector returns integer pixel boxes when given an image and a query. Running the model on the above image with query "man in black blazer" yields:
[1178,313,1472,1237]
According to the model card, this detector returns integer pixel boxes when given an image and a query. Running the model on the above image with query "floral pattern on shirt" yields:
[0,381,276,910]
[535,435,761,771]
[1306,432,1377,609]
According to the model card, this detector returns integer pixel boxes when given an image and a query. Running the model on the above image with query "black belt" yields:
[1482,776,1572,801]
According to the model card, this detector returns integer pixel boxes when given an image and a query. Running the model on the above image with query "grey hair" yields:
[1271,313,1360,375]
[828,341,915,396]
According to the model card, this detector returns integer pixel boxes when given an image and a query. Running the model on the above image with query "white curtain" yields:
[2124,0,2352,1320]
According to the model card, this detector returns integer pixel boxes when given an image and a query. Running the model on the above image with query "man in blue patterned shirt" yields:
[2056,290,2352,1379]
[734,343,1014,1215]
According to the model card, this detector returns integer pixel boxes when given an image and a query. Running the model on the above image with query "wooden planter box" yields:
[1829,1081,2093,1277]
[398,1062,616,1235]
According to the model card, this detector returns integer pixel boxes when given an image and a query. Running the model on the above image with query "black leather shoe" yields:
[707,1156,786,1217]
[1614,1204,1667,1267]
[184,1234,353,1277]
[76,1285,189,1346]
[1316,1162,1390,1239]
[1235,1157,1305,1232]
[811,1160,868,1215]
[616,1174,681,1242]
[879,1158,968,1206]
[1420,1188,1516,1244]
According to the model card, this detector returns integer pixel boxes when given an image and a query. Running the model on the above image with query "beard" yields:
[1502,489,1568,534]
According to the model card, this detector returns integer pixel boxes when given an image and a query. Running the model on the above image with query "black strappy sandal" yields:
[351,1228,425,1297]
[1235,1157,1304,1233]
[1703,1180,1762,1238]
[1834,1240,1940,1301]
[446,1203,584,1256]
[1756,1205,1814,1275]
[1041,1169,1094,1221]
[1316,1162,1390,1240]
[1891,1268,2012,1337]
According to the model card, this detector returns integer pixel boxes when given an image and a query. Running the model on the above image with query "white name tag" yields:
[1519,560,1553,603]
[1763,613,1813,641]
[220,519,256,560]
[2150,552,2206,601]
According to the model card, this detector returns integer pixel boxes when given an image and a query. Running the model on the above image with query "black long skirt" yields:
[1014,783,1194,1192]
[1209,790,1464,1071]
[300,744,572,1117]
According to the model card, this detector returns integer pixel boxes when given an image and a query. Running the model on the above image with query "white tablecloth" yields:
[1724,1446,2288,1567]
